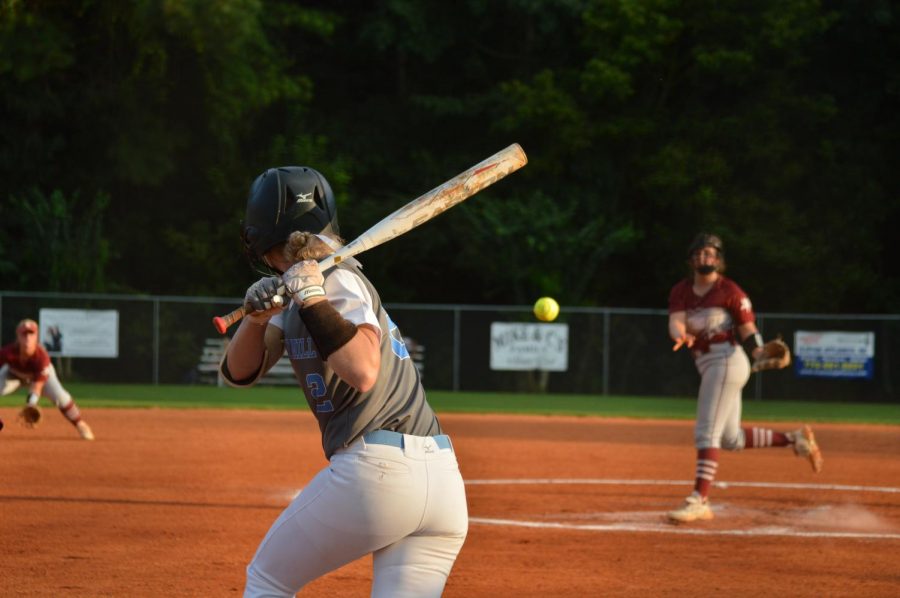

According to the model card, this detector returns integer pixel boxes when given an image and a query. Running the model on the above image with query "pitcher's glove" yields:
[18,404,43,428]
[751,336,791,372]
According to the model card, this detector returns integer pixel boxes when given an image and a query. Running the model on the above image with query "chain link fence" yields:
[2,291,896,402]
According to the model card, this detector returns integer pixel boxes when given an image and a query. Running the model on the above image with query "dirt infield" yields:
[2,408,899,597]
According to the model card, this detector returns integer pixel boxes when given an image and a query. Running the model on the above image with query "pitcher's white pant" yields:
[244,431,468,598]
[693,342,751,450]
[0,363,73,407]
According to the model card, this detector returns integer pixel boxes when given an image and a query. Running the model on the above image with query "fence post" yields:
[153,298,160,385]
[754,314,764,401]
[602,309,610,395]
[452,307,461,391]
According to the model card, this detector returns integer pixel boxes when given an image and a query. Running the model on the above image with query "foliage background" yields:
[2,0,897,312]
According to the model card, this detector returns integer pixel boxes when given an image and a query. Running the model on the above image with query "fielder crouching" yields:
[0,318,95,440]
[221,166,468,597]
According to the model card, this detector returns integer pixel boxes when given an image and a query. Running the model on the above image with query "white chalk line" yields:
[466,478,900,494]
[469,517,900,540]
[466,478,900,540]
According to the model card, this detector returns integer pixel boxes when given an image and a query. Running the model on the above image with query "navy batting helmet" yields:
[241,166,339,269]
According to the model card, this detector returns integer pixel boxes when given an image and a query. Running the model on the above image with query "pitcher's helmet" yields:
[687,232,723,258]
[686,232,726,274]
[241,166,339,270]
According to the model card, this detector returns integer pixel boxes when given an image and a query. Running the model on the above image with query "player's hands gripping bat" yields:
[226,276,286,330]
[214,143,528,334]
[751,336,791,372]
[245,276,286,312]
[283,260,326,304]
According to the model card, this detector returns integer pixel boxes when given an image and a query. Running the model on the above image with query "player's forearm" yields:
[224,319,270,380]
[737,322,764,360]
[668,312,687,340]
[737,322,759,340]
[326,325,381,391]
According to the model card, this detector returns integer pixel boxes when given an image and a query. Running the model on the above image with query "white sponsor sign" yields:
[490,322,569,371]
[794,330,874,379]
[38,308,119,358]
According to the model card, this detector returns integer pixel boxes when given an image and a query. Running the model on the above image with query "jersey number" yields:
[305,373,333,413]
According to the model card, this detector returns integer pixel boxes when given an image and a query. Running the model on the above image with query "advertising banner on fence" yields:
[794,330,874,379]
[490,322,569,371]
[38,308,119,358]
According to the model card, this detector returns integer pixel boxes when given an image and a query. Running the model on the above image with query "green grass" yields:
[430,392,900,424]
[2,383,898,425]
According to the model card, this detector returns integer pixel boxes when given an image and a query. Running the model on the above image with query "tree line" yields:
[1,0,897,313]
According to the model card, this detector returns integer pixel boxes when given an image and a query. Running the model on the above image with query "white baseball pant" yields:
[693,342,751,450]
[244,430,468,597]
[0,363,73,408]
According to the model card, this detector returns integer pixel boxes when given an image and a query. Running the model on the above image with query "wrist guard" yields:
[295,285,326,302]
[742,332,763,356]
[300,301,358,360]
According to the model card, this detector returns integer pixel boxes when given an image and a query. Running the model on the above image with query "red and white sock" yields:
[59,400,83,425]
[743,427,789,448]
[693,448,720,499]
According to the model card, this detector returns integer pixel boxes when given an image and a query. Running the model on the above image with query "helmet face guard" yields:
[686,232,725,274]
[241,166,339,273]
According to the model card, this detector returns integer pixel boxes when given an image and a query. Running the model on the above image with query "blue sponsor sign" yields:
[793,331,875,379]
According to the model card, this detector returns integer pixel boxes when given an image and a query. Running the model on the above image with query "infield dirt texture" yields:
[2,409,899,596]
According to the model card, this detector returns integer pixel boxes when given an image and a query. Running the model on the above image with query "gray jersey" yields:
[282,260,440,458]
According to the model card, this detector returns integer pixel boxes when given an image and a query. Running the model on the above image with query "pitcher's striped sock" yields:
[743,427,789,448]
[693,448,719,498]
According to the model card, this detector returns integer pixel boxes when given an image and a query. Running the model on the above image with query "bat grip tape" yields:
[300,300,358,360]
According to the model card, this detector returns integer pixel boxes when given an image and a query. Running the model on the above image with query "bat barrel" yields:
[212,143,527,334]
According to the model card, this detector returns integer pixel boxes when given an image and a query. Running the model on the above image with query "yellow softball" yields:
[533,297,560,322]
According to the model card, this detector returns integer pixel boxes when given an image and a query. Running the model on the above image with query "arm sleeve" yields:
[729,283,756,326]
[325,269,382,340]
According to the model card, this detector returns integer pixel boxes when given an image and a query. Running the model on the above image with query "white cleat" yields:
[76,420,95,441]
[668,493,714,523]
[790,424,823,473]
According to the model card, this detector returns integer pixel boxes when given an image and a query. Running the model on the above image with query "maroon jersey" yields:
[668,276,755,354]
[0,341,52,384]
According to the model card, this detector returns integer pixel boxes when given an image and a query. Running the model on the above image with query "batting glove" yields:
[244,276,286,313]
[283,260,326,304]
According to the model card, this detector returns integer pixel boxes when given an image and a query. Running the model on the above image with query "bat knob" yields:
[212,316,228,335]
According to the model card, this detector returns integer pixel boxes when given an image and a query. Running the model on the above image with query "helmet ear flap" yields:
[242,225,259,247]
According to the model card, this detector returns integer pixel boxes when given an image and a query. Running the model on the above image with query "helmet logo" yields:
[295,192,314,204]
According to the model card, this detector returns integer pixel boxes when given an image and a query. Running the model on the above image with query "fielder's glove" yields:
[244,276,286,313]
[18,404,43,428]
[283,260,326,303]
[751,336,792,372]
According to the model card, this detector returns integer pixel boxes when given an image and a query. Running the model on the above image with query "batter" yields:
[0,318,94,440]
[221,166,468,597]
[667,233,823,523]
